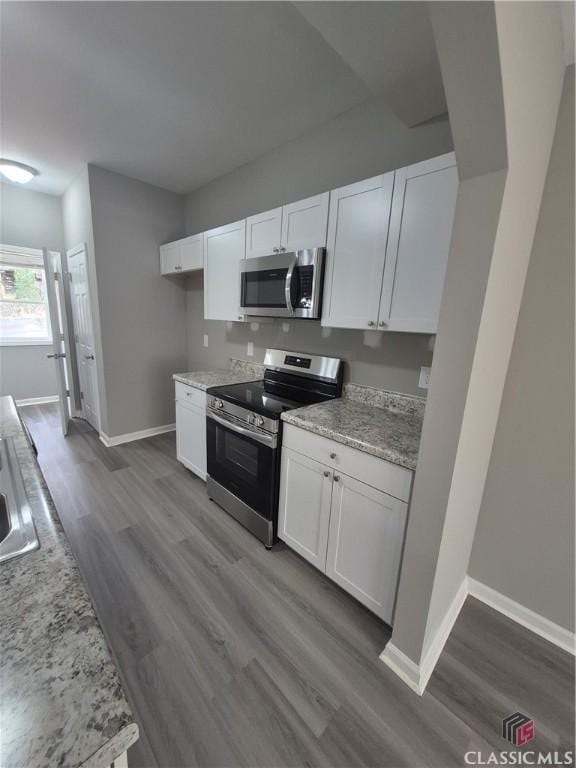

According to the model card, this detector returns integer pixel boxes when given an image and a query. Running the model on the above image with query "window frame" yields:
[0,245,53,347]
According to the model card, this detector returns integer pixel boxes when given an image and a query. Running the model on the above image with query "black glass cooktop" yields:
[207,379,330,419]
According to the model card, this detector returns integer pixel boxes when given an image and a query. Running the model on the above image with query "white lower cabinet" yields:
[278,429,409,624]
[175,386,207,480]
[326,473,407,623]
[278,448,333,570]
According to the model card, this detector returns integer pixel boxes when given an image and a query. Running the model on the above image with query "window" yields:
[0,247,52,345]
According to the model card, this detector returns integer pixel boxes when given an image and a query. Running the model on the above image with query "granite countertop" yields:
[0,396,138,768]
[173,369,259,390]
[281,389,425,471]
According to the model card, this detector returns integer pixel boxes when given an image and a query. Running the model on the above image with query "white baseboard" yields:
[99,423,175,447]
[379,641,425,695]
[468,577,575,656]
[15,395,59,406]
[379,577,468,696]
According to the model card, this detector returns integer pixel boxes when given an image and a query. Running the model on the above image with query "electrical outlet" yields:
[247,341,254,357]
[282,322,290,333]
[203,334,209,348]
[419,366,431,389]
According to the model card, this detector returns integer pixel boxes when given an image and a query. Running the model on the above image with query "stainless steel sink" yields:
[0,438,39,564]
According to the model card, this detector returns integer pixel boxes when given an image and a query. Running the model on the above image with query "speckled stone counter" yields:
[281,387,425,471]
[173,365,260,391]
[0,396,138,768]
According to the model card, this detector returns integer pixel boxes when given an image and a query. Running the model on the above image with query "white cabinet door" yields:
[160,242,181,275]
[245,207,283,258]
[204,220,246,321]
[322,173,394,330]
[278,447,333,570]
[176,400,207,480]
[326,472,407,624]
[380,152,458,333]
[280,192,329,252]
[180,234,204,271]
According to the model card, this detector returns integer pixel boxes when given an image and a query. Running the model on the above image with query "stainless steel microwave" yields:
[239,248,325,319]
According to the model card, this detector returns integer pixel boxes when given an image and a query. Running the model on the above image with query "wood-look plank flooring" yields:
[21,404,575,768]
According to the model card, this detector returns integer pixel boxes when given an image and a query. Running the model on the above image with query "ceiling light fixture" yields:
[0,159,38,184]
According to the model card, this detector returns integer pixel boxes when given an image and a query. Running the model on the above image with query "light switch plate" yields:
[419,366,431,389]
[247,341,254,357]
[203,334,209,348]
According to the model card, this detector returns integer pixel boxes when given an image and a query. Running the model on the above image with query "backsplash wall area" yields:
[185,273,433,396]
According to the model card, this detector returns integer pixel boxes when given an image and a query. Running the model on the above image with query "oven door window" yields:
[241,268,289,309]
[207,416,277,520]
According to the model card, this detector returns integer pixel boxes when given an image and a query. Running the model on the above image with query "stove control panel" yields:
[209,398,224,409]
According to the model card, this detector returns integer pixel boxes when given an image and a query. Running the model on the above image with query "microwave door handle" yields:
[207,410,276,447]
[284,255,298,315]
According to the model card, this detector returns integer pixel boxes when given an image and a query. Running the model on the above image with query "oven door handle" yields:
[207,410,276,447]
[284,254,298,316]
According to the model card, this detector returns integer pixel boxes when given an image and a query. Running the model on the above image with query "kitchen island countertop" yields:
[0,396,138,768]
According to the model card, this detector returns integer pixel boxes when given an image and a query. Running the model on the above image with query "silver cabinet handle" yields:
[174,265,182,271]
[47,353,66,359]
[279,246,286,252]
[85,354,95,360]
[323,470,331,478]
[330,452,336,459]
[272,247,279,254]
[367,320,376,327]
[379,321,386,327]
[333,475,340,482]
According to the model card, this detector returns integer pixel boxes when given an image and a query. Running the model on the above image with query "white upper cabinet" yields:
[245,192,329,258]
[245,207,283,258]
[160,234,204,275]
[280,192,329,252]
[379,153,458,333]
[322,153,458,334]
[322,174,394,330]
[160,241,181,275]
[203,219,246,321]
[179,234,204,272]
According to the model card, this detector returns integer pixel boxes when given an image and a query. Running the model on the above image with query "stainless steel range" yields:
[206,349,343,547]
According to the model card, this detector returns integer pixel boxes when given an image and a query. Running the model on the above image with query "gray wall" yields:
[87,165,187,437]
[185,93,453,234]
[186,274,433,395]
[389,0,566,666]
[469,65,575,632]
[184,94,452,394]
[0,183,63,400]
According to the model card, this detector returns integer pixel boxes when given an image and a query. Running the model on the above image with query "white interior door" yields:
[42,249,70,436]
[67,244,99,430]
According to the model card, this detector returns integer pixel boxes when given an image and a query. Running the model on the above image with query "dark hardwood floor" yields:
[21,404,575,768]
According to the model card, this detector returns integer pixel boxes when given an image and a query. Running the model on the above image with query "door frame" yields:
[42,248,71,435]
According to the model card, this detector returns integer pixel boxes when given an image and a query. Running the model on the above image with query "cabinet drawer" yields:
[282,423,412,502]
[175,381,207,409]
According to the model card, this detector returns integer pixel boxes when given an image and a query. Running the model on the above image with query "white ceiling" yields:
[1,2,444,196]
